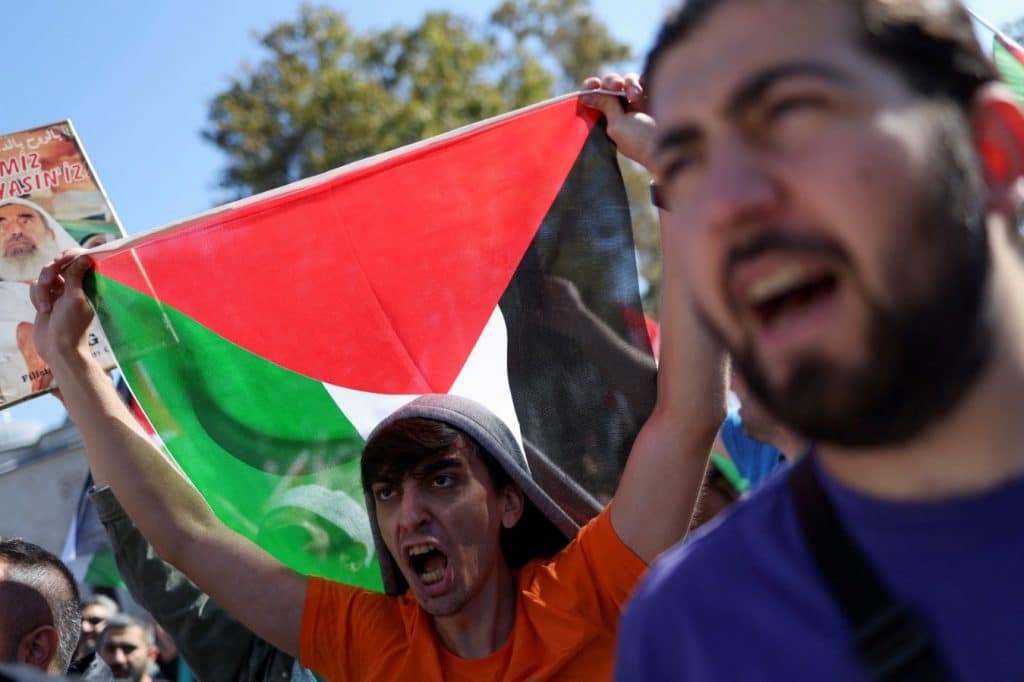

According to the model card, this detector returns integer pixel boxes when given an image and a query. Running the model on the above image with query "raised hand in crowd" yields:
[580,73,658,172]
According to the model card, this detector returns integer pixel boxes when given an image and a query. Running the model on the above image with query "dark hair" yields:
[362,418,565,569]
[0,538,81,672]
[644,0,998,110]
[98,614,155,648]
[362,418,511,493]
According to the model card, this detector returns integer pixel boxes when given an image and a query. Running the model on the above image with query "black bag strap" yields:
[788,453,957,681]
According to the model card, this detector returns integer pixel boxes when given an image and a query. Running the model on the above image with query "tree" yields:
[204,1,663,316]
[489,0,629,90]
[204,6,550,194]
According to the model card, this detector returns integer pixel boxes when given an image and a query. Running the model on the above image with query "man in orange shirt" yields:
[30,107,721,679]
[302,393,649,679]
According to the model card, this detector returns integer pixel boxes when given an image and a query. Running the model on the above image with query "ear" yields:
[499,484,525,529]
[970,84,1024,216]
[16,625,59,672]
[148,644,160,664]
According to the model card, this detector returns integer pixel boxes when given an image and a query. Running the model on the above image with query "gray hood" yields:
[362,393,580,595]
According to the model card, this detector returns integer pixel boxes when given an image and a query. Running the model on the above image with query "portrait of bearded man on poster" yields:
[0,197,80,398]
[0,197,78,283]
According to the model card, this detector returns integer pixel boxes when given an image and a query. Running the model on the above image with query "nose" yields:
[697,135,781,235]
[397,484,429,531]
[113,648,127,666]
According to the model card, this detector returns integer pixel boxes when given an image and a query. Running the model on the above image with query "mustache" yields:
[726,231,849,272]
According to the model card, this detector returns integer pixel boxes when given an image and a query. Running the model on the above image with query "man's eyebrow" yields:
[727,62,851,118]
[654,62,850,157]
[413,456,464,479]
[655,126,702,156]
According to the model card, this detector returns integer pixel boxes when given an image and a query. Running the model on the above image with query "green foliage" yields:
[489,0,630,89]
[204,2,630,196]
[204,1,664,315]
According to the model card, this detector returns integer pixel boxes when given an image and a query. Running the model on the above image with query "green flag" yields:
[83,550,126,589]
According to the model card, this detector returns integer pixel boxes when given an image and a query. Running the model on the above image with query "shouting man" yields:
[585,0,1024,680]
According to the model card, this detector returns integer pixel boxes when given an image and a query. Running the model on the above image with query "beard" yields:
[0,232,60,282]
[718,106,992,448]
[108,668,141,682]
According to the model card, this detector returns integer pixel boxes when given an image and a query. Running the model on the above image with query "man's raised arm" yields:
[30,253,306,657]
[583,74,727,564]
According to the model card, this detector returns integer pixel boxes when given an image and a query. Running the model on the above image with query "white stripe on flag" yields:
[323,306,524,445]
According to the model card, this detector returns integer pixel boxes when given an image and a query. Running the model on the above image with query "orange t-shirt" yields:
[299,506,646,681]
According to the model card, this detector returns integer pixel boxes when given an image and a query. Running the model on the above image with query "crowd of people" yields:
[2,0,1023,679]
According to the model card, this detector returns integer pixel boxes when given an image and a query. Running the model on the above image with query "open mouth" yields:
[407,543,449,586]
[746,264,839,330]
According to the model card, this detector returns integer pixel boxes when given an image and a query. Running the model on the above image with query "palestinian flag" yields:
[62,471,126,589]
[86,94,656,588]
[995,33,1024,102]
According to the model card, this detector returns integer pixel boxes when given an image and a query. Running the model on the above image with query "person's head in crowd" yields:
[643,0,1019,455]
[360,394,573,608]
[75,593,119,661]
[0,538,80,674]
[0,199,74,283]
[610,4,1024,678]
[96,615,157,682]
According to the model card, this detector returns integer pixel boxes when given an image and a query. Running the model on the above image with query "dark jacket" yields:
[66,651,113,681]
[90,486,317,682]
[1,657,111,682]
[0,663,76,682]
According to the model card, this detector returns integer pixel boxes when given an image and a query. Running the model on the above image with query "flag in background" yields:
[62,377,151,589]
[85,94,655,587]
[62,471,125,589]
[995,33,1024,102]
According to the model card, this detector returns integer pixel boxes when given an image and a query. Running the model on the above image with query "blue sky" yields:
[3,0,1019,429]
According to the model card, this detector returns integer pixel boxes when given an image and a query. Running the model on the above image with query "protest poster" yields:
[0,120,124,406]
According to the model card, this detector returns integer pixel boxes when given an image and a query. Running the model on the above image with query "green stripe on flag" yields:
[88,272,382,589]
[84,549,126,589]
[995,37,1024,102]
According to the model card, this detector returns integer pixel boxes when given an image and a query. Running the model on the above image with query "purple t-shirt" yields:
[615,455,1024,681]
